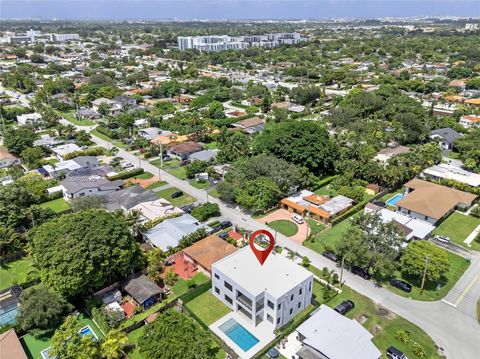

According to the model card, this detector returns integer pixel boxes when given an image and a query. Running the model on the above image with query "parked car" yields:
[333,300,355,315]
[433,235,450,245]
[390,278,412,293]
[209,225,222,235]
[171,191,184,198]
[219,220,232,230]
[162,155,172,161]
[120,161,134,170]
[291,214,304,224]
[180,204,195,214]
[218,232,229,240]
[386,346,407,359]
[322,251,338,262]
[351,266,371,280]
[180,159,191,166]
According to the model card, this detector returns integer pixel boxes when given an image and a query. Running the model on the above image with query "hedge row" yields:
[63,147,106,160]
[107,168,144,181]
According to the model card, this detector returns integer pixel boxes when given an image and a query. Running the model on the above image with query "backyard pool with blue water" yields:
[79,325,98,341]
[219,318,259,352]
[386,193,405,207]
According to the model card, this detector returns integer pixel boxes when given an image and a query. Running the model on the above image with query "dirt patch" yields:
[373,324,383,334]
[376,305,396,320]
[127,176,158,189]
[358,314,369,325]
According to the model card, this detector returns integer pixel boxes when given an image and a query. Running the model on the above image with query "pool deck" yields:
[210,312,275,359]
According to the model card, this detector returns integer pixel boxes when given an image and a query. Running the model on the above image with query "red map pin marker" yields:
[249,229,275,266]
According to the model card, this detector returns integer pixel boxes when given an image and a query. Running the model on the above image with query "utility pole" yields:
[420,255,431,296]
[339,256,345,286]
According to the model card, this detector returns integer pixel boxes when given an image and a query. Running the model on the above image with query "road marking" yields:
[454,275,479,306]
[441,299,456,307]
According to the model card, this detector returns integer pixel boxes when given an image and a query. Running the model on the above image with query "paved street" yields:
[64,123,480,358]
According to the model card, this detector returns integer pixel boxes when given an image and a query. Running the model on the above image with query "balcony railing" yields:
[255,300,264,312]
[236,294,252,310]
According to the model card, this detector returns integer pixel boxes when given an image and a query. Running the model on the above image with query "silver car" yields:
[434,235,450,245]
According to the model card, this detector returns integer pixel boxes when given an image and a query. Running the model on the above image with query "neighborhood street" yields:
[84,127,480,359]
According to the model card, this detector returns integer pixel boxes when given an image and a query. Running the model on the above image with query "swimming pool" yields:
[386,193,404,207]
[79,325,98,341]
[219,318,259,352]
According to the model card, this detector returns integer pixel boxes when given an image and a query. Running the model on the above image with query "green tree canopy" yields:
[2,127,37,156]
[400,241,449,282]
[51,316,100,359]
[16,285,73,335]
[28,209,141,298]
[253,121,338,175]
[139,310,216,359]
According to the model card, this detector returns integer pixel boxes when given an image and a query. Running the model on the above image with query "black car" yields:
[209,225,222,234]
[322,251,338,262]
[180,204,195,214]
[171,191,184,198]
[219,220,233,229]
[390,278,412,293]
[218,232,229,240]
[333,300,355,315]
[351,266,371,280]
[386,346,406,359]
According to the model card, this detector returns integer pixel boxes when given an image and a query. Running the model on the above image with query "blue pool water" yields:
[79,325,98,341]
[386,193,404,206]
[219,318,259,352]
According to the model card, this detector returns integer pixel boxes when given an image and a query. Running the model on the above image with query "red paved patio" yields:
[164,252,197,280]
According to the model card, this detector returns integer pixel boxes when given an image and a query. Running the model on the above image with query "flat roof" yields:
[212,246,313,297]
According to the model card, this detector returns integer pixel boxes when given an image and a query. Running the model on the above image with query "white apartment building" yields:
[178,33,304,52]
[211,246,313,329]
[51,33,80,42]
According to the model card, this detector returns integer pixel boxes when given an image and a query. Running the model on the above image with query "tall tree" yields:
[400,241,449,283]
[16,285,73,335]
[28,209,141,298]
[2,127,37,156]
[139,310,216,359]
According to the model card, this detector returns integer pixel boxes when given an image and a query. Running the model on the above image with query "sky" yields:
[1,0,480,20]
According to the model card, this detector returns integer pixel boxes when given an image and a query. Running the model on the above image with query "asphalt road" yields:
[63,120,480,359]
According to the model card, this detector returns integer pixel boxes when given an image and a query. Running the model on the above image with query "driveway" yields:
[256,209,308,243]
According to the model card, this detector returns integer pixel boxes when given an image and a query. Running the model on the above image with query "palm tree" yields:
[100,329,128,359]
[286,250,296,261]
[0,227,22,261]
[124,210,145,239]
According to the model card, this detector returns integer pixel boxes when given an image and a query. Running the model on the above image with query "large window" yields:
[214,273,219,280]
[225,294,233,305]
[267,314,273,323]
[214,287,220,294]
[224,281,232,291]
[267,300,274,309]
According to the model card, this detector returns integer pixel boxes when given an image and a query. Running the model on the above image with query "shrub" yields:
[395,329,410,343]
[191,202,220,221]
[301,256,311,268]
[107,168,144,180]
[471,206,480,218]
[411,341,427,358]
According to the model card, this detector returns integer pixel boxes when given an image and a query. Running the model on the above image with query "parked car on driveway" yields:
[219,220,232,229]
[351,266,371,280]
[171,191,184,198]
[390,278,412,293]
[333,300,355,315]
[162,155,172,161]
[433,235,450,245]
[322,251,338,262]
[209,225,222,235]
[291,214,304,224]
[386,346,407,359]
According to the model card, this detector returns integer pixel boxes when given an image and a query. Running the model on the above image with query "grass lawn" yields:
[433,212,480,250]
[209,188,220,198]
[184,290,231,325]
[205,141,218,150]
[306,218,326,236]
[388,250,470,301]
[156,187,196,206]
[190,180,210,190]
[0,257,39,290]
[90,129,127,149]
[315,184,337,197]
[134,171,154,179]
[303,217,354,254]
[39,198,70,213]
[172,272,209,297]
[167,166,187,180]
[268,220,299,237]
[145,181,168,190]
[126,326,145,359]
[326,286,442,358]
[150,158,180,169]
[61,111,95,126]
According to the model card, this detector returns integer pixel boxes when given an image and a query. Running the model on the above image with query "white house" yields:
[295,305,381,359]
[42,156,99,178]
[51,143,81,160]
[211,246,313,329]
[422,163,480,188]
[459,115,480,128]
[16,112,42,127]
[60,176,123,201]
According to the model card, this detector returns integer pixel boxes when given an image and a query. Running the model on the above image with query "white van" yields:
[291,214,304,224]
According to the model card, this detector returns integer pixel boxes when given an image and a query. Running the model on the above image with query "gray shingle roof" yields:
[61,176,123,194]
[122,273,162,304]
[430,127,462,144]
[103,185,158,211]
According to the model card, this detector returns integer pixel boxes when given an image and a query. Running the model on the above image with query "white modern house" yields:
[16,112,42,127]
[212,246,313,329]
[422,163,480,188]
[51,143,81,160]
